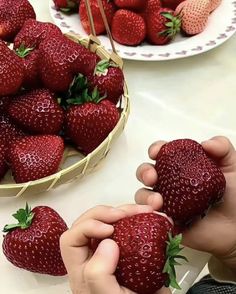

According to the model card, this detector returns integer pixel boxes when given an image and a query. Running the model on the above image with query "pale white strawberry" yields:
[209,0,222,12]
[176,0,211,35]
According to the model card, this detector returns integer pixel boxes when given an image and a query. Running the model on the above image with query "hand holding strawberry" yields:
[135,136,236,273]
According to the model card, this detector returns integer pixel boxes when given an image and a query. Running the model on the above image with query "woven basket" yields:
[0,2,130,198]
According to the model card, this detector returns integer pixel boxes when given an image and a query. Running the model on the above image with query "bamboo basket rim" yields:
[0,33,130,197]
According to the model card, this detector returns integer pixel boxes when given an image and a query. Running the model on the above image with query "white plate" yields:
[49,0,236,61]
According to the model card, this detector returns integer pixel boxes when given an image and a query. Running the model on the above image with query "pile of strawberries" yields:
[54,0,222,46]
[0,0,124,184]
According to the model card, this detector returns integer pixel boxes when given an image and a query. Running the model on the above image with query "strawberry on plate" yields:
[0,41,24,96]
[9,135,64,183]
[209,0,222,12]
[91,213,187,293]
[161,0,185,10]
[2,203,67,276]
[111,9,146,46]
[144,0,161,15]
[87,59,124,105]
[0,0,36,41]
[8,89,64,135]
[53,0,79,12]
[154,139,226,224]
[79,0,115,35]
[65,88,120,154]
[0,141,7,179]
[146,8,181,45]
[114,0,146,11]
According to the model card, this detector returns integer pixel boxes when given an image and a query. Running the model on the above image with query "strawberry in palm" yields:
[2,203,67,276]
[88,60,124,105]
[79,0,115,35]
[154,139,226,225]
[9,135,64,183]
[146,8,181,45]
[8,89,64,135]
[0,0,36,41]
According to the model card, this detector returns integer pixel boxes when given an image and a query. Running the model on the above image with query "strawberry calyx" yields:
[163,233,188,289]
[59,0,78,13]
[67,87,105,105]
[3,203,34,232]
[15,43,34,58]
[159,12,181,38]
[94,59,118,76]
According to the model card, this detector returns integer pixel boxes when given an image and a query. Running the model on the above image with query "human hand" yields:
[135,136,236,272]
[60,204,171,294]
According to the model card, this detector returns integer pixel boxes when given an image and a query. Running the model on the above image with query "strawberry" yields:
[153,139,226,225]
[0,141,7,179]
[144,0,161,15]
[0,96,11,113]
[16,45,41,89]
[114,0,146,11]
[39,34,97,92]
[0,115,25,146]
[161,0,185,10]
[14,19,62,50]
[54,0,79,12]
[8,89,64,135]
[65,89,120,154]
[176,0,211,35]
[146,8,181,45]
[91,213,186,293]
[9,135,64,183]
[88,60,124,105]
[209,0,222,12]
[111,9,146,46]
[79,0,115,35]
[0,41,24,96]
[0,0,36,41]
[2,203,67,276]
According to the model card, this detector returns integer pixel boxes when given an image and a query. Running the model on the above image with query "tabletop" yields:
[0,1,235,293]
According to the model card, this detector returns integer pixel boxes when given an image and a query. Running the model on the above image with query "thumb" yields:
[84,239,130,294]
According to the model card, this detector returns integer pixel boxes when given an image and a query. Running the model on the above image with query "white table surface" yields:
[1,1,236,293]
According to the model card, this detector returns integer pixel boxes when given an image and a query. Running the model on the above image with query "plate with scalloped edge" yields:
[49,0,236,61]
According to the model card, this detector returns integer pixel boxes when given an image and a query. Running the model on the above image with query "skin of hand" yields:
[60,204,172,294]
[135,136,236,273]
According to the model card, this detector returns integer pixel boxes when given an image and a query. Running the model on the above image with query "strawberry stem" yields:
[15,43,34,58]
[3,203,34,232]
[94,59,118,75]
[163,233,188,289]
[159,12,181,38]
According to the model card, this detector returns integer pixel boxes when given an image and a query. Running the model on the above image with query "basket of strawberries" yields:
[0,0,130,197]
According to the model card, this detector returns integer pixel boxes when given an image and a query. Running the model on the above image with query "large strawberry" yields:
[39,34,97,92]
[0,141,7,179]
[8,89,64,135]
[114,0,146,10]
[144,0,161,15]
[92,213,186,293]
[79,0,115,35]
[146,8,181,45]
[154,139,226,224]
[111,9,146,46]
[175,0,211,35]
[9,135,64,183]
[2,203,67,276]
[0,0,36,41]
[0,41,24,96]
[65,89,120,154]
[14,19,62,50]
[161,0,185,10]
[0,96,11,113]
[88,60,124,105]
[54,0,79,12]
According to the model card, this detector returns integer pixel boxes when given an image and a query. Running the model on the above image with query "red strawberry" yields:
[154,139,226,224]
[0,96,11,113]
[0,114,25,146]
[146,8,181,45]
[79,0,115,35]
[16,45,41,89]
[65,90,120,154]
[92,213,186,293]
[14,19,62,50]
[0,41,24,96]
[9,135,64,183]
[161,0,185,10]
[2,203,67,276]
[88,60,124,105]
[39,34,97,92]
[0,0,36,41]
[54,0,79,12]
[144,0,161,15]
[0,141,7,179]
[114,0,146,10]
[112,9,146,46]
[8,89,64,135]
